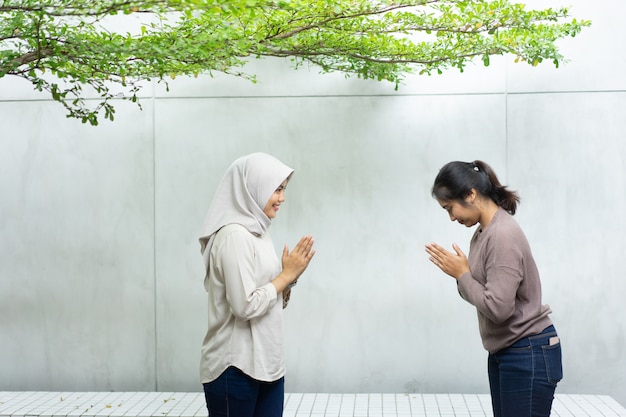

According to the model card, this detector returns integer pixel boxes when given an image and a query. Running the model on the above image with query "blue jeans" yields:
[488,325,563,417]
[203,366,285,417]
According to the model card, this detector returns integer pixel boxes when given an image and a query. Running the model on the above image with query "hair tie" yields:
[472,162,479,172]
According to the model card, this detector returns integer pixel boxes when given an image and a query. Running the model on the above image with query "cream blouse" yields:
[200,223,285,383]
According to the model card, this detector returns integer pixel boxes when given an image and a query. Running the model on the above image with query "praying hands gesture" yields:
[273,235,316,293]
[425,242,470,280]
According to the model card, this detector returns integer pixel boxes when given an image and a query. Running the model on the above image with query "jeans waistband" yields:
[509,325,558,348]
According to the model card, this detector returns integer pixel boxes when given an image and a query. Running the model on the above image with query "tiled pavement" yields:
[1,391,625,417]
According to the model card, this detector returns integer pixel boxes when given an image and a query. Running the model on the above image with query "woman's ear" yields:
[465,188,477,204]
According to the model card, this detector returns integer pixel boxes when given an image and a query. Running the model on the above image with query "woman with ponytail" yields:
[425,160,562,417]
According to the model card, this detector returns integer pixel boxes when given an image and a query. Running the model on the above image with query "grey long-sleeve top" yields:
[457,208,553,353]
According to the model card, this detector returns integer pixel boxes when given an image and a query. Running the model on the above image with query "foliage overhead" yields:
[1,0,590,125]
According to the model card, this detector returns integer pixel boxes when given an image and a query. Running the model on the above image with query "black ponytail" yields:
[432,160,520,215]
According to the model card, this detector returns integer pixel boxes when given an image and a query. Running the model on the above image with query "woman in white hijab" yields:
[199,153,315,417]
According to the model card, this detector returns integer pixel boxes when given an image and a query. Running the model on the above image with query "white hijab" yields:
[199,153,294,271]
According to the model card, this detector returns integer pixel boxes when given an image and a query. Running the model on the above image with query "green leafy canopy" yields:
[1,0,590,125]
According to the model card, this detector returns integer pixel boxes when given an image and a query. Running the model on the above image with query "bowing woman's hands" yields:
[272,235,316,293]
[425,242,470,280]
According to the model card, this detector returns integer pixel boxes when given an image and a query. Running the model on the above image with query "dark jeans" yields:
[488,325,563,417]
[203,366,285,417]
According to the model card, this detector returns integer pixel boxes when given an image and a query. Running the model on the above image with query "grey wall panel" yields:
[150,93,507,393]
[0,100,157,390]
[507,92,626,400]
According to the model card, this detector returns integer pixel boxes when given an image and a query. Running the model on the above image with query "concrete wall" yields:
[1,0,625,407]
